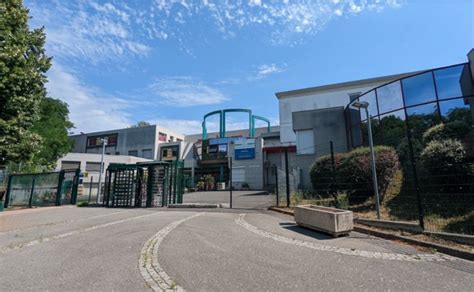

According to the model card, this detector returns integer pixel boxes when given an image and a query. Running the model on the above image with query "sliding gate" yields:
[104,160,184,208]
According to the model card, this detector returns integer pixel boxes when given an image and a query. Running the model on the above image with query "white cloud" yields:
[46,62,132,133]
[255,63,286,79]
[149,77,230,107]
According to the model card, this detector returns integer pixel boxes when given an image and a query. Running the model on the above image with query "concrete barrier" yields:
[294,205,353,237]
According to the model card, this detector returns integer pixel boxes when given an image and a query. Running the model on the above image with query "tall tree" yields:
[28,98,74,170]
[0,0,51,165]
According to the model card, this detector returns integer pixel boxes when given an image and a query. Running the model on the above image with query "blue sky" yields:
[25,0,473,135]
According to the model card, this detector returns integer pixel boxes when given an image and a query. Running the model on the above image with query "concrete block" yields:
[294,205,353,237]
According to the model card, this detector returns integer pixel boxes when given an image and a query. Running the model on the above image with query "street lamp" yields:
[96,137,108,204]
[351,100,381,219]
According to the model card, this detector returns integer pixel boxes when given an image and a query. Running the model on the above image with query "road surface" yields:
[0,206,473,291]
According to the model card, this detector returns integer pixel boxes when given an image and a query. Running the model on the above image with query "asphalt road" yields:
[0,206,473,291]
[183,190,275,209]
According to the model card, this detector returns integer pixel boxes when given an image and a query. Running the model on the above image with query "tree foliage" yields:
[29,98,74,170]
[130,121,151,128]
[0,0,51,165]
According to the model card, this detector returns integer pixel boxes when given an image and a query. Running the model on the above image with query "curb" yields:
[354,225,474,262]
[267,207,473,261]
[268,206,294,216]
[168,203,220,208]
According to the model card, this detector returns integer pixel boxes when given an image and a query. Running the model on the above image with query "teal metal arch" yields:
[202,108,272,139]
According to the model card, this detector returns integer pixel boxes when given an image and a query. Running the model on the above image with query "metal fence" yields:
[267,136,474,236]
[5,169,80,208]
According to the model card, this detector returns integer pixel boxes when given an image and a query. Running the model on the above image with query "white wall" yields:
[278,82,389,145]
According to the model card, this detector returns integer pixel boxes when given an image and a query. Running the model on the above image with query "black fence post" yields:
[407,133,425,230]
[4,174,14,208]
[28,178,35,208]
[274,165,279,207]
[330,141,338,206]
[56,170,65,206]
[284,147,290,207]
[88,176,93,203]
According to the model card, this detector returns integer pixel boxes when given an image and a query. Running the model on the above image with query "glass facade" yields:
[346,63,473,149]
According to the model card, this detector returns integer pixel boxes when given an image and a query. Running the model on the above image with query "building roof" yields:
[275,70,424,99]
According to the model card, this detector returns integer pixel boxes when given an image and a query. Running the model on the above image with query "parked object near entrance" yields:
[294,205,353,237]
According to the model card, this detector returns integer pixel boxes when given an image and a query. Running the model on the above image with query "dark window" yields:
[86,134,118,148]
[434,64,474,100]
[351,125,362,147]
[115,151,120,155]
[402,72,437,107]
[377,81,404,114]
[128,150,138,157]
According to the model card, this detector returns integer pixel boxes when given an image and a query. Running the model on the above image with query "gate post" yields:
[56,170,65,206]
[4,174,14,208]
[29,178,36,208]
[71,168,80,205]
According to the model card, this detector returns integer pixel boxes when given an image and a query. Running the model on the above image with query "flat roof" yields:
[275,70,424,99]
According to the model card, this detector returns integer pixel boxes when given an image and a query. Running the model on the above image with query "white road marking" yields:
[235,213,453,262]
[0,211,159,254]
[0,209,134,235]
[139,213,204,291]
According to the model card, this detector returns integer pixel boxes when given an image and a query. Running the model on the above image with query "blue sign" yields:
[235,148,255,160]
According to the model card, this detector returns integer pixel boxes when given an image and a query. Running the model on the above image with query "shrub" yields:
[423,121,471,144]
[310,146,400,203]
[338,146,400,203]
[77,201,89,207]
[421,139,470,175]
[309,153,344,197]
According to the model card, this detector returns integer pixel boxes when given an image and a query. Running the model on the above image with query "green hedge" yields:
[310,146,400,203]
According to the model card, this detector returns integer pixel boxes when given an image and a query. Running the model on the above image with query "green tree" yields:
[28,98,74,170]
[0,0,51,165]
[130,121,151,128]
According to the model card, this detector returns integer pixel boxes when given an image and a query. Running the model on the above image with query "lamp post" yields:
[96,137,108,204]
[351,101,381,219]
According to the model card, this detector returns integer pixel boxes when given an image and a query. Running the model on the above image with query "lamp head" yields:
[351,100,369,109]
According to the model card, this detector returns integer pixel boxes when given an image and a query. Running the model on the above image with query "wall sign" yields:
[234,138,255,160]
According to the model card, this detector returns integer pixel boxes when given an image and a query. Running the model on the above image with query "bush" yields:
[420,139,470,177]
[310,146,400,203]
[423,121,471,144]
[338,146,400,203]
[77,201,89,207]
[309,153,344,197]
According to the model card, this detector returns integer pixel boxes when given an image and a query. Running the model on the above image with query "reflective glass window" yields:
[439,98,472,124]
[378,110,406,148]
[376,81,404,114]
[358,91,378,118]
[434,64,474,100]
[406,103,440,136]
[402,72,437,107]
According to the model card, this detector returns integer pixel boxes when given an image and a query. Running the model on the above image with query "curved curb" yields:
[235,213,453,262]
[139,213,204,291]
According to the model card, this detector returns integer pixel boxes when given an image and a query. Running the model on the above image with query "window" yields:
[406,103,440,136]
[402,72,437,107]
[158,132,167,142]
[169,136,174,142]
[128,150,138,157]
[434,64,474,100]
[439,98,471,123]
[358,91,378,118]
[142,149,153,159]
[86,134,118,148]
[296,130,314,155]
[61,161,80,170]
[85,162,102,172]
[377,81,404,114]
[115,151,120,155]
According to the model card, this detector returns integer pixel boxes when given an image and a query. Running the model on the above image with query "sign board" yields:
[234,138,256,160]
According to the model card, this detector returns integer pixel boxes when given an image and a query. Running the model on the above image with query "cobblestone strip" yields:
[235,214,453,262]
[139,213,204,291]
